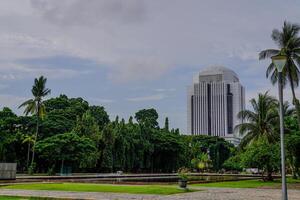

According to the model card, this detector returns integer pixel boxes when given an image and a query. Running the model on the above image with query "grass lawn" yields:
[0,197,23,200]
[0,183,194,195]
[191,178,300,189]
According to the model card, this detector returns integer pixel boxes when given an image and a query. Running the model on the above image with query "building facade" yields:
[187,66,245,145]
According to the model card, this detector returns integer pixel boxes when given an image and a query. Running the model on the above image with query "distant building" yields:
[187,66,245,145]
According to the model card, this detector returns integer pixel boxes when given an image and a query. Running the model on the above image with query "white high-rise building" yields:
[187,66,245,145]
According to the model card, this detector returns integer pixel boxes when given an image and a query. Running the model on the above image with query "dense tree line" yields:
[223,92,300,180]
[0,94,233,174]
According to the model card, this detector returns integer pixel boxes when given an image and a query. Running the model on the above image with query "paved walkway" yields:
[0,188,300,200]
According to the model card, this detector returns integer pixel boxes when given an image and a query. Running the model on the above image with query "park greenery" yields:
[1,178,300,197]
[0,77,299,180]
[1,183,194,195]
[1,178,300,193]
[223,92,300,180]
[192,177,300,189]
[222,21,300,180]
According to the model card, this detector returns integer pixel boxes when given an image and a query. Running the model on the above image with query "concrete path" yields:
[0,188,300,200]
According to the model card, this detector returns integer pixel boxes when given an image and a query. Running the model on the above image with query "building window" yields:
[191,95,194,135]
[207,84,211,135]
[227,84,233,134]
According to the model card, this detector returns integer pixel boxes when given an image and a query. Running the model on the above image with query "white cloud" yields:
[126,94,166,102]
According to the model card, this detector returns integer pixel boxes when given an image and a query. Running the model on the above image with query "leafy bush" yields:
[240,138,280,181]
[223,155,242,171]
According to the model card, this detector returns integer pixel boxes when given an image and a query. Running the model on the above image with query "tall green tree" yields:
[41,95,90,138]
[259,21,300,130]
[35,132,98,172]
[241,137,280,181]
[184,135,233,171]
[0,107,18,162]
[89,106,110,130]
[135,108,159,129]
[100,124,115,172]
[235,92,278,147]
[164,117,169,131]
[285,116,300,178]
[19,76,51,168]
[286,130,300,178]
[73,110,100,142]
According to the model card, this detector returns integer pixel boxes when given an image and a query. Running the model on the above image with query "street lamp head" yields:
[271,54,287,73]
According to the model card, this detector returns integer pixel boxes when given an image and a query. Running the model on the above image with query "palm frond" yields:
[39,104,47,119]
[239,132,257,148]
[235,92,279,147]
[18,99,34,109]
[31,76,51,98]
[237,110,256,121]
[19,99,37,116]
[23,102,36,116]
[271,29,283,47]
[266,62,275,78]
[19,76,51,117]
[259,49,279,60]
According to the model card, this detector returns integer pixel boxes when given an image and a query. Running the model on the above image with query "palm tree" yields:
[235,92,278,147]
[22,134,35,170]
[19,76,51,168]
[259,21,300,130]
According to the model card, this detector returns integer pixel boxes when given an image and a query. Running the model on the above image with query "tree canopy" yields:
[0,95,234,174]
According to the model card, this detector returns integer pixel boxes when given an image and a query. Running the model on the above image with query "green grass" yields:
[192,178,300,189]
[0,197,22,200]
[0,183,194,195]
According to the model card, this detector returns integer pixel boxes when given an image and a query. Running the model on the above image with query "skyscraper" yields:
[187,66,245,145]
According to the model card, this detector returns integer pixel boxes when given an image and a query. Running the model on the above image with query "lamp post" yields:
[271,54,288,200]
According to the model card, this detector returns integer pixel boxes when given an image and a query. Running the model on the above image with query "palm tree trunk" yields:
[31,102,40,168]
[267,171,273,181]
[31,116,39,166]
[288,75,300,130]
[292,96,300,129]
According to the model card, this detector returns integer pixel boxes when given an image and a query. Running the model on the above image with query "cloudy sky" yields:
[0,0,299,132]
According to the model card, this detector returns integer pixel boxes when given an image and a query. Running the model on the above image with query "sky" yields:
[0,0,300,133]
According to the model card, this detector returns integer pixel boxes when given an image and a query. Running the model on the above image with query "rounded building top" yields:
[194,66,239,83]
[199,66,238,77]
